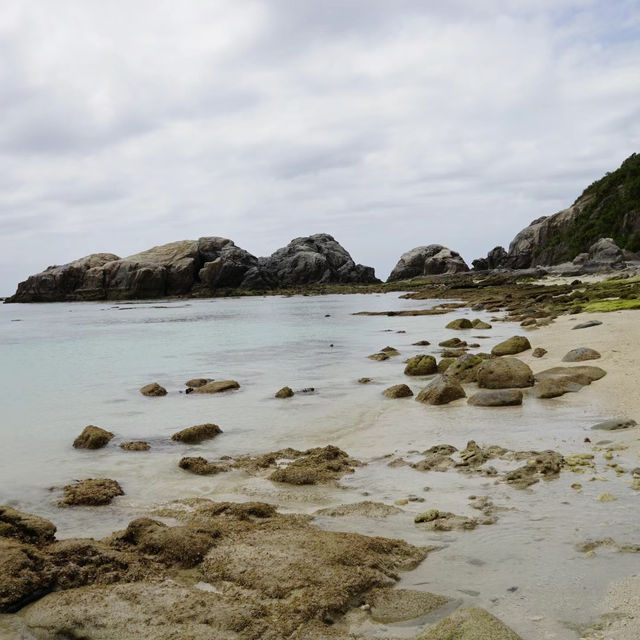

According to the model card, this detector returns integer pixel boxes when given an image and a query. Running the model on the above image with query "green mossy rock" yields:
[491,336,531,356]
[417,606,523,639]
[445,318,473,330]
[404,355,437,376]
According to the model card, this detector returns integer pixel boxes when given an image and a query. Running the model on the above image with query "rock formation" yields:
[387,245,469,281]
[7,234,378,302]
[473,153,640,270]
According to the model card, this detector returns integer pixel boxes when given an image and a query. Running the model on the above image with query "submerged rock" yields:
[404,355,437,376]
[382,384,413,399]
[119,441,150,451]
[314,502,403,518]
[367,588,449,623]
[357,377,372,384]
[72,425,114,450]
[139,382,167,397]
[415,376,465,405]
[171,423,222,444]
[591,418,638,431]
[439,337,467,348]
[491,336,531,356]
[268,445,359,485]
[504,451,564,488]
[368,352,390,361]
[417,606,524,639]
[476,358,534,389]
[59,479,124,506]
[193,380,240,394]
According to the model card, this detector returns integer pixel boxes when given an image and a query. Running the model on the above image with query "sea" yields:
[0,292,637,639]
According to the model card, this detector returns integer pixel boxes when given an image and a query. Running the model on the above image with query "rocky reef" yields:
[6,234,379,303]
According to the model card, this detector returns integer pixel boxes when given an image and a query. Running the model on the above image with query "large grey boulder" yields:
[587,237,624,267]
[260,234,378,286]
[477,358,534,389]
[387,245,469,282]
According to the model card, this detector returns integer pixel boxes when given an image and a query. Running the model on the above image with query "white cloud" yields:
[0,0,639,293]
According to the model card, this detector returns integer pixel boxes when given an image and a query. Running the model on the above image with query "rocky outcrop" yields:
[387,245,469,281]
[473,153,640,269]
[7,234,378,302]
[260,233,379,286]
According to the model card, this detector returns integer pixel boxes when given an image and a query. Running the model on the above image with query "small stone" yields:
[193,380,240,394]
[275,386,294,398]
[171,424,222,444]
[532,347,547,358]
[119,441,150,451]
[562,348,601,362]
[358,377,372,384]
[368,352,390,361]
[382,384,414,399]
[185,378,213,388]
[572,320,603,330]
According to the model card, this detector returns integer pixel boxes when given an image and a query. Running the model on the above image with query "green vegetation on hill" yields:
[542,153,640,263]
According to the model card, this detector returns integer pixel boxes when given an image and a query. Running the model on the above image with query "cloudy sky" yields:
[1,0,639,293]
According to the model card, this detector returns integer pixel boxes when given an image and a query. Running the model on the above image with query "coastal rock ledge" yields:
[6,233,379,302]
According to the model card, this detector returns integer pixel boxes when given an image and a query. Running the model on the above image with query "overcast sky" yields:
[1,0,639,294]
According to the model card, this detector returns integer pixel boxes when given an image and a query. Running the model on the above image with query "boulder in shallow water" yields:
[562,347,601,362]
[171,423,222,444]
[185,378,213,388]
[139,382,167,397]
[193,380,240,394]
[477,358,534,389]
[468,390,523,406]
[444,353,483,382]
[368,352,390,361]
[72,425,114,450]
[178,457,227,476]
[415,376,466,405]
[404,354,437,376]
[491,336,531,356]
[445,318,473,330]
[414,510,477,531]
[471,319,492,329]
[59,479,124,506]
[274,386,294,398]
[382,384,413,399]
[416,606,524,639]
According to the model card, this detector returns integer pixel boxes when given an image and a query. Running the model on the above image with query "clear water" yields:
[0,293,637,639]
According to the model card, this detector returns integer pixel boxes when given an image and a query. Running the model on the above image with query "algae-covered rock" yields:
[504,451,564,488]
[471,319,492,329]
[314,502,403,518]
[139,382,167,397]
[268,445,359,485]
[367,588,449,623]
[73,425,114,450]
[412,340,431,346]
[477,358,534,389]
[415,375,465,405]
[444,353,483,382]
[0,507,56,545]
[178,457,227,476]
[380,346,400,356]
[439,337,467,348]
[383,384,413,399]
[119,441,150,451]
[414,510,477,531]
[171,423,222,444]
[445,318,473,330]
[468,390,523,406]
[404,354,437,376]
[562,347,601,362]
[368,352,390,361]
[193,380,240,394]
[185,378,213,388]
[491,336,531,356]
[358,377,372,384]
[275,386,294,398]
[59,479,124,506]
[437,357,455,373]
[417,606,524,639]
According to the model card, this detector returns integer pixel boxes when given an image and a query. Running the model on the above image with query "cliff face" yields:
[6,234,379,302]
[480,153,640,269]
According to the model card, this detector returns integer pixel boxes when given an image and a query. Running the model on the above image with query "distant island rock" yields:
[6,233,379,302]
[387,245,469,282]
[473,153,640,271]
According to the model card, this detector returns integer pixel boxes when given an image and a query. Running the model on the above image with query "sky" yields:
[1,0,639,294]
